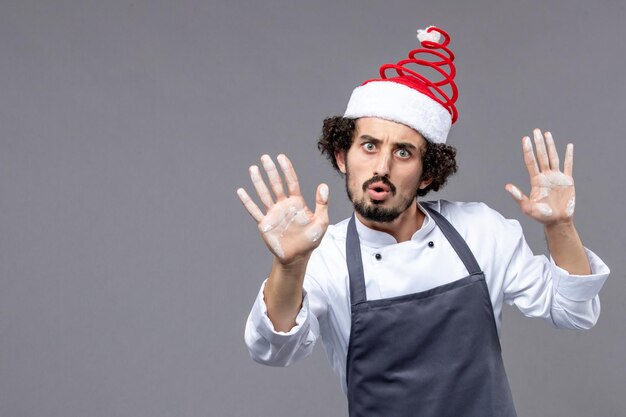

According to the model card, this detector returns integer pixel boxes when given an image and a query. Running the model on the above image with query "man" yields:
[236,26,609,417]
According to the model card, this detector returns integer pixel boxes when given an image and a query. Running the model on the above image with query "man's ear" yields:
[335,151,347,174]
[418,177,433,190]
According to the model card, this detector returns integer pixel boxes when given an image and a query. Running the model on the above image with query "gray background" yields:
[1,0,624,416]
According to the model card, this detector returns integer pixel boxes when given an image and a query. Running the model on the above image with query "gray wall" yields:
[1,0,624,416]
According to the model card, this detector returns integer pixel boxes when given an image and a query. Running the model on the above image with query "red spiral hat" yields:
[343,26,458,144]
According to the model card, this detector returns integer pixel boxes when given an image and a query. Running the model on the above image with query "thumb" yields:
[304,184,330,245]
[505,183,532,214]
[313,183,330,223]
[505,184,524,202]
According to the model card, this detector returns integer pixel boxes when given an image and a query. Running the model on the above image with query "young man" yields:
[236,26,609,417]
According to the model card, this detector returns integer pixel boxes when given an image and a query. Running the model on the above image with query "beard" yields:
[345,173,419,223]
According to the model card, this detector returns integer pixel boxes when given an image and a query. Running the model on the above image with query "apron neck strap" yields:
[421,204,482,276]
[347,215,368,306]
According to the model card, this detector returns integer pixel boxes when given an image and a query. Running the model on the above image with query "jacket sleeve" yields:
[501,219,610,330]
[244,274,328,366]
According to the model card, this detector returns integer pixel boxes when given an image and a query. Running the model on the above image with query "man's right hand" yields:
[237,154,330,266]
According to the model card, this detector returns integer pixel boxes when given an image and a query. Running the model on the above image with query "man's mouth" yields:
[367,182,392,201]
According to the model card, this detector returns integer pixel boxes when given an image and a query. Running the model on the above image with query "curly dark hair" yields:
[317,116,458,197]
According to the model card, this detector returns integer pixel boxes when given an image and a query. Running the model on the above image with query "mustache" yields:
[362,176,397,195]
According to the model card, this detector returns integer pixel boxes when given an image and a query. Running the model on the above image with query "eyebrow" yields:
[358,134,419,150]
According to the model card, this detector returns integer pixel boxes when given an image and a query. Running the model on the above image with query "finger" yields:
[277,154,301,196]
[250,165,274,209]
[522,136,539,177]
[544,131,560,171]
[564,143,574,177]
[261,155,286,200]
[236,188,264,222]
[533,128,550,171]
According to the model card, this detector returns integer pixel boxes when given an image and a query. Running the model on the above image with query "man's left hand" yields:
[506,128,576,225]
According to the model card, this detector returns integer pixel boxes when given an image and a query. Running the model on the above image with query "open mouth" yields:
[367,183,391,200]
[362,177,396,201]
[368,181,391,192]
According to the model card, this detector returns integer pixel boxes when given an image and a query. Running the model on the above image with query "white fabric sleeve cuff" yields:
[551,247,610,302]
[248,278,310,345]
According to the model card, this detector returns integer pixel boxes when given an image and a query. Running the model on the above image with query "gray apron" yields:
[345,205,517,417]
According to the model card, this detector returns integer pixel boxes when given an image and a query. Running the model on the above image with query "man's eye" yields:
[395,149,411,158]
[363,143,376,152]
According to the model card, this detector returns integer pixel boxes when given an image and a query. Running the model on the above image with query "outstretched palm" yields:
[237,154,329,264]
[506,129,575,225]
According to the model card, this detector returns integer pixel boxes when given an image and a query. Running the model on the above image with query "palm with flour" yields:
[506,129,576,225]
[237,154,329,264]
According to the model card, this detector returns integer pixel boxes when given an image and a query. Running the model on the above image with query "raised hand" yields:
[506,129,576,225]
[237,154,329,264]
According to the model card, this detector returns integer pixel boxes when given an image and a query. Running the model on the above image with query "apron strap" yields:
[347,215,367,305]
[422,203,482,276]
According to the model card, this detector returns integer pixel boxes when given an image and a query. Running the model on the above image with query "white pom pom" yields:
[416,25,440,43]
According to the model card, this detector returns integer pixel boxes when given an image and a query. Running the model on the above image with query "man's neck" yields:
[355,202,426,243]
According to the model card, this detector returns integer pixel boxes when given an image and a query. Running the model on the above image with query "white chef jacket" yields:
[245,200,610,393]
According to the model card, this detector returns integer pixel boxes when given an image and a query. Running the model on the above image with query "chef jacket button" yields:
[428,241,435,248]
[375,253,382,260]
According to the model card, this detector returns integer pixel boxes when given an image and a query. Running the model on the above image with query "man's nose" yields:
[374,153,391,177]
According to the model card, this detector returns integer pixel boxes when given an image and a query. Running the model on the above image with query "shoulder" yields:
[307,216,351,266]
[309,217,351,256]
[304,217,352,294]
[422,200,529,275]
[422,199,523,236]
[422,199,502,220]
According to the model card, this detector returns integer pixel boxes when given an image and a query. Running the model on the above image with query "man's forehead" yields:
[355,117,427,145]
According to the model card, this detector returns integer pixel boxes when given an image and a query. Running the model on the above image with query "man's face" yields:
[335,117,432,223]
